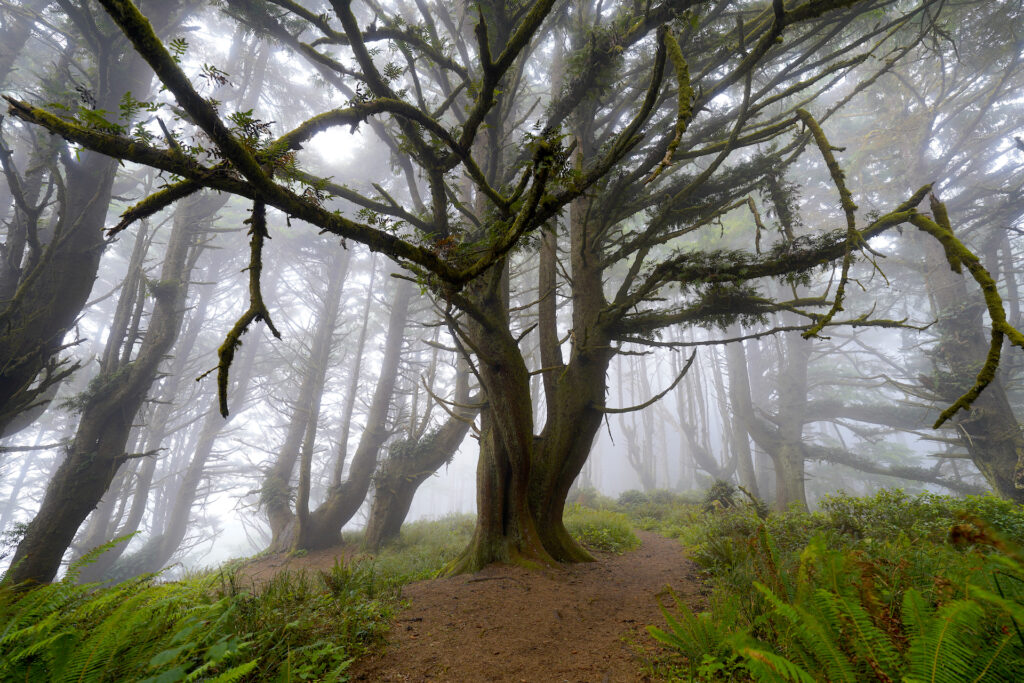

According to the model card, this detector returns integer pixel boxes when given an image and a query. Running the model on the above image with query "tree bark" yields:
[293,275,413,551]
[364,362,477,551]
[3,190,207,587]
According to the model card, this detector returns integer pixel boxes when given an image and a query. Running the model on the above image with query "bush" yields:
[647,489,1024,681]
[564,505,640,554]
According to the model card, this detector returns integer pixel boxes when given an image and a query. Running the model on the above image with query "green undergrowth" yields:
[614,486,1024,681]
[563,504,640,553]
[0,508,642,681]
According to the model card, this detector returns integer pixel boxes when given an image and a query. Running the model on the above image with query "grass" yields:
[563,504,640,553]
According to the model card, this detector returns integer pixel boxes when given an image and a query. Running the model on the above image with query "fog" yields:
[1,0,1022,587]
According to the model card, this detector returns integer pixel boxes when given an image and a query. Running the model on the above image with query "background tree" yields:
[3,0,1021,586]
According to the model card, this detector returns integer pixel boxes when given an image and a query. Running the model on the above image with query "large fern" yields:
[651,519,1024,682]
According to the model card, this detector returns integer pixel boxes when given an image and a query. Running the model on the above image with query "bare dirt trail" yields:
[349,530,703,682]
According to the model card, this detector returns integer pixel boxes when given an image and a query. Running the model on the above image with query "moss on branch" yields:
[213,199,281,417]
[909,198,1024,428]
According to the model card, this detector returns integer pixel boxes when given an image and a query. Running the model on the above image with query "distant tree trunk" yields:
[619,356,657,491]
[0,0,188,437]
[772,332,811,509]
[263,249,351,551]
[107,324,264,581]
[364,361,477,551]
[75,268,219,582]
[332,257,378,486]
[726,332,809,511]
[711,343,758,496]
[295,276,413,551]
[3,191,209,587]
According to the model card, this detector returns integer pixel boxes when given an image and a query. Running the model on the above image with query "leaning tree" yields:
[4,0,1022,585]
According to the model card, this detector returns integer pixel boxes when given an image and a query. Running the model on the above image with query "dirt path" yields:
[349,531,703,682]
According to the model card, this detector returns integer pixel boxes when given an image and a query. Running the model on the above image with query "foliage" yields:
[641,489,1024,681]
[0,508,648,681]
[563,505,640,554]
[0,518,462,682]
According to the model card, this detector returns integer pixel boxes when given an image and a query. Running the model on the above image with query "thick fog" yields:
[1,0,1022,583]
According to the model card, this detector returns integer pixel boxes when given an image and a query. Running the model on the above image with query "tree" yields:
[6,0,1021,583]
[0,0,198,438]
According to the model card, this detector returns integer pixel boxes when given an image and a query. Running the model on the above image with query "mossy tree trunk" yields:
[3,190,209,587]
[448,175,612,572]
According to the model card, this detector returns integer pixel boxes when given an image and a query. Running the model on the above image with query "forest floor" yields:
[345,530,702,682]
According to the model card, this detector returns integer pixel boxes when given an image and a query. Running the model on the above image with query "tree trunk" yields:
[332,257,378,485]
[3,191,207,587]
[364,361,477,551]
[294,276,413,551]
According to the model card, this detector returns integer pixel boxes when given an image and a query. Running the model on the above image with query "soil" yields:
[232,544,369,588]
[348,530,704,682]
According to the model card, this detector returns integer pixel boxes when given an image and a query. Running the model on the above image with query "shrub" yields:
[647,489,1024,681]
[564,505,641,554]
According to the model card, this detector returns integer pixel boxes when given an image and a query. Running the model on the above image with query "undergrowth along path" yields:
[350,530,703,682]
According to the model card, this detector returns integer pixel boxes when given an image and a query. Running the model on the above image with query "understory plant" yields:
[645,490,1024,681]
[0,509,643,681]
[563,505,641,553]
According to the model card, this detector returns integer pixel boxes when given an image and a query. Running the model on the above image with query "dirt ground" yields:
[348,531,703,682]
[231,543,369,588]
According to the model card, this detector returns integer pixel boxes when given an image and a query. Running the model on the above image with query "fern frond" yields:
[812,588,901,680]
[906,598,987,683]
[207,659,259,682]
[755,582,860,683]
[738,645,817,683]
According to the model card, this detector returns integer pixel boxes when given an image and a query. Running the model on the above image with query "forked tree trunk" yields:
[292,276,413,551]
[447,186,613,572]
[363,362,477,551]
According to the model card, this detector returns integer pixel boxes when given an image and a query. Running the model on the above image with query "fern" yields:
[648,496,1024,682]
[648,589,736,665]
[811,589,901,680]
[754,582,860,682]
[736,643,816,683]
